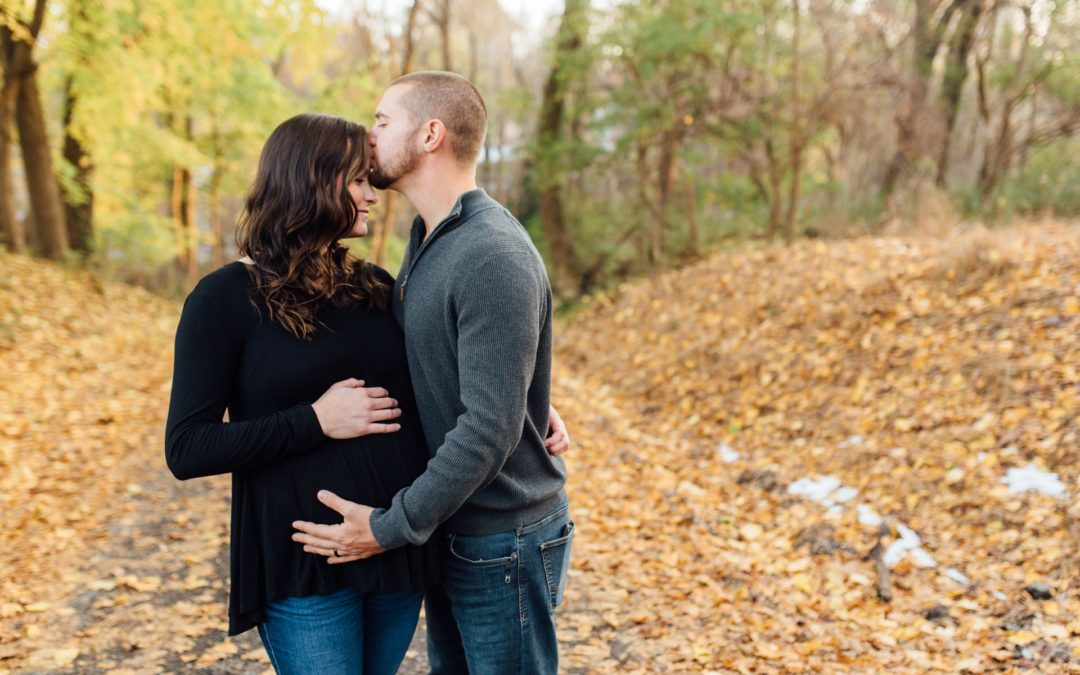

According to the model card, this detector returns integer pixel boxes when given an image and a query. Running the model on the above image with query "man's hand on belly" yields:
[292,490,386,562]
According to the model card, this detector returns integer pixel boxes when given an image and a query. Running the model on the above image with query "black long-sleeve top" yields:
[165,261,437,635]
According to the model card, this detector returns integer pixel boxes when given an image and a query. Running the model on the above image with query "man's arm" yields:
[293,250,547,557]
[293,399,568,562]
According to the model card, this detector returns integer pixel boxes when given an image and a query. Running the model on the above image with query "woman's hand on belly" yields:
[311,379,402,439]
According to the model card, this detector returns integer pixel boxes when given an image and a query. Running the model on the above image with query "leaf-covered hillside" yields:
[553,223,1078,672]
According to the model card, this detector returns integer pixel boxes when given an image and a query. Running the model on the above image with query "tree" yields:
[936,0,987,187]
[366,0,422,269]
[2,0,68,259]
[61,0,97,254]
[0,14,22,253]
[536,0,588,296]
[973,1,1079,200]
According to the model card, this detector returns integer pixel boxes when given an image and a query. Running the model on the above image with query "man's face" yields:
[369,85,424,190]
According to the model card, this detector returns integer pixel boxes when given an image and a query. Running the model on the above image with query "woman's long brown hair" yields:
[235,114,388,340]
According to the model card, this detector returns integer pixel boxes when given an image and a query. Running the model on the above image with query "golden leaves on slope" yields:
[553,224,1079,672]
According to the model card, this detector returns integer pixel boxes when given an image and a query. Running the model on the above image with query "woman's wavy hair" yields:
[235,113,388,340]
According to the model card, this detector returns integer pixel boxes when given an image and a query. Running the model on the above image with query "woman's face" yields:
[346,168,378,237]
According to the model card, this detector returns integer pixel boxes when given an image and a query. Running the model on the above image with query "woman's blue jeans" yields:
[426,501,575,674]
[256,588,422,675]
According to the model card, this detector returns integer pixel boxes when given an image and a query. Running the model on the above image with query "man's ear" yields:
[421,119,448,153]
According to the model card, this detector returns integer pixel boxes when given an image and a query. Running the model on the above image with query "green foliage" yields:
[42,0,330,273]
[983,140,1080,218]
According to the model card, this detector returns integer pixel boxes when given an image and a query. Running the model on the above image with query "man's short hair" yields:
[390,71,487,165]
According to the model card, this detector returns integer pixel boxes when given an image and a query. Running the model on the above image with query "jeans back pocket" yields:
[539,520,575,612]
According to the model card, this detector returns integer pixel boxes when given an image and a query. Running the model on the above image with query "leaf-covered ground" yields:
[0,223,1077,673]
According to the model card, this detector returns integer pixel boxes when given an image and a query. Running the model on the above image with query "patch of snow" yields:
[883,524,937,569]
[857,504,882,527]
[911,548,938,568]
[896,524,921,543]
[832,487,859,503]
[839,435,864,448]
[788,476,843,504]
[1002,463,1068,498]
[719,443,741,463]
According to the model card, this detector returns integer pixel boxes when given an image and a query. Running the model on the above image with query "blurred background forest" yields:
[2,0,1078,298]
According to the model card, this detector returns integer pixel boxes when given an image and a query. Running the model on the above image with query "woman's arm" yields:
[164,292,401,480]
[545,404,570,456]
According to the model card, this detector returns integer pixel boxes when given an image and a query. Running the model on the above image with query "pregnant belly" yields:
[247,431,427,526]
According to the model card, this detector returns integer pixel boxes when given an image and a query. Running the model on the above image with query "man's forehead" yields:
[379,84,415,111]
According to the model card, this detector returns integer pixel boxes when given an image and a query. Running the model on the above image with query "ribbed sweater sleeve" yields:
[164,289,325,480]
[369,250,545,549]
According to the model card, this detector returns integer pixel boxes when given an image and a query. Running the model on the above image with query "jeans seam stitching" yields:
[260,624,281,672]
[447,534,514,567]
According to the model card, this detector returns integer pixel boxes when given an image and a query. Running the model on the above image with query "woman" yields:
[165,113,569,674]
[165,113,435,673]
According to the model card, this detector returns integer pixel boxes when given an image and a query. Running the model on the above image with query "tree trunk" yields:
[763,139,784,240]
[884,0,953,196]
[438,0,453,71]
[635,140,654,268]
[16,70,68,259]
[209,162,224,269]
[976,4,1034,201]
[185,167,198,287]
[783,0,803,245]
[979,98,1016,199]
[401,0,420,74]
[63,75,93,253]
[370,191,394,268]
[536,0,588,294]
[0,0,45,252]
[0,74,22,253]
[657,124,684,205]
[936,0,984,187]
[171,164,184,260]
[685,181,698,255]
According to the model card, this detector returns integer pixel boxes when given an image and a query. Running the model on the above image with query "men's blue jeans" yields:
[426,501,575,674]
[257,588,422,675]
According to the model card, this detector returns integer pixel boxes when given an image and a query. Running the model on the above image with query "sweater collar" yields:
[410,188,493,242]
[444,188,492,223]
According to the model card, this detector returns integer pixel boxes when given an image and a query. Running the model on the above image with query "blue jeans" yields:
[426,501,574,674]
[257,588,422,675]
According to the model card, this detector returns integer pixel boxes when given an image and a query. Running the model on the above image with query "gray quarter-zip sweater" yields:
[368,189,567,550]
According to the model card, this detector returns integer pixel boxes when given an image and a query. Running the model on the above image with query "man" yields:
[292,71,572,674]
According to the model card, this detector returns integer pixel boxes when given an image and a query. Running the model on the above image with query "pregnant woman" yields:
[164,113,436,674]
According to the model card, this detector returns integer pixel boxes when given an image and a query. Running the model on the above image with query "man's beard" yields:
[369,141,423,190]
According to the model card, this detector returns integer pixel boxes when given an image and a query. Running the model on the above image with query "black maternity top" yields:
[165,261,438,635]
